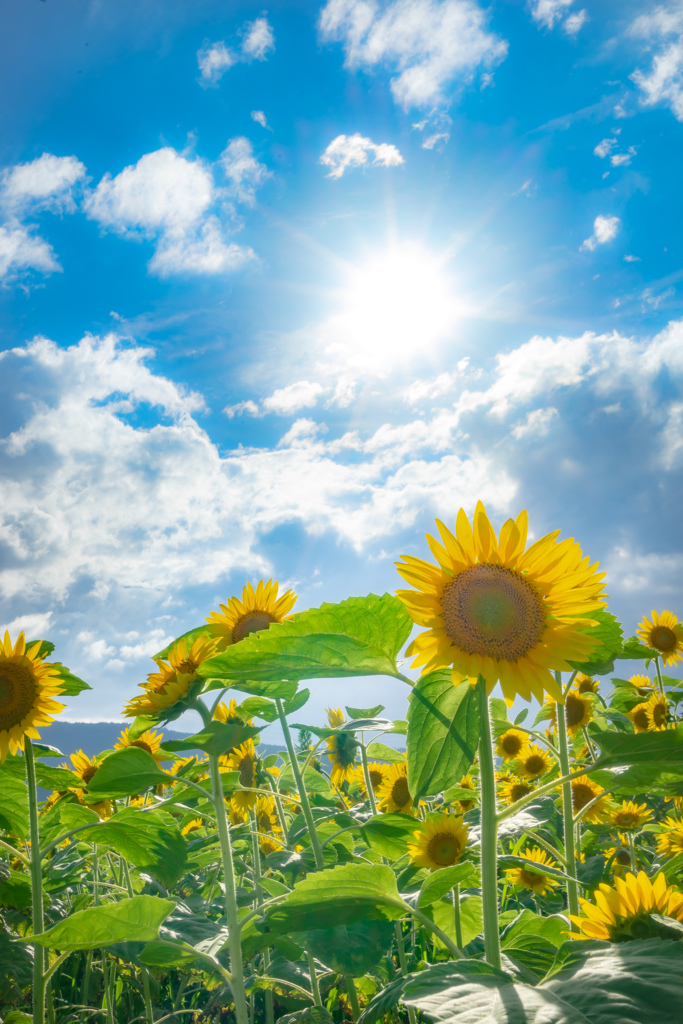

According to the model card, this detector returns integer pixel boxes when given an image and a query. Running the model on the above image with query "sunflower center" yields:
[131,739,153,754]
[524,755,546,776]
[577,678,595,694]
[566,694,588,728]
[653,703,667,727]
[614,811,639,829]
[519,869,545,889]
[615,848,631,866]
[440,565,545,661]
[257,811,271,833]
[0,662,38,731]
[233,612,277,644]
[392,777,411,807]
[651,626,677,652]
[571,784,595,810]
[426,831,462,866]
[81,763,99,784]
[501,735,523,757]
[510,782,532,803]
[633,708,649,730]
[369,769,384,790]
[239,755,255,788]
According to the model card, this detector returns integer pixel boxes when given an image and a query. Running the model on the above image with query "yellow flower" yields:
[495,728,529,762]
[181,818,204,836]
[563,691,593,738]
[353,761,389,798]
[499,777,535,806]
[395,502,606,706]
[408,812,469,871]
[325,728,358,787]
[604,836,634,876]
[574,672,598,694]
[637,610,683,666]
[326,706,345,728]
[205,579,297,653]
[456,773,477,812]
[656,816,683,858]
[213,697,253,726]
[628,702,651,733]
[124,635,217,717]
[610,799,653,831]
[644,692,668,731]
[377,762,414,814]
[506,846,560,896]
[570,870,683,940]
[570,775,607,823]
[514,744,554,780]
[627,674,656,697]
[70,749,100,785]
[260,834,285,856]
[253,794,280,835]
[0,631,65,761]
[223,739,258,811]
[115,726,168,764]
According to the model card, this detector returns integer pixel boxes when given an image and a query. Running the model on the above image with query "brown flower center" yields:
[523,755,546,777]
[576,678,595,694]
[632,708,649,730]
[131,739,153,754]
[239,755,255,788]
[565,694,588,728]
[257,811,271,833]
[614,811,640,829]
[233,611,277,644]
[0,662,39,731]
[652,703,667,727]
[615,848,631,866]
[391,776,411,808]
[519,869,545,890]
[651,626,677,653]
[440,565,546,660]
[509,782,533,803]
[369,769,384,790]
[501,734,524,757]
[427,831,462,866]
[81,763,99,784]
[571,783,596,811]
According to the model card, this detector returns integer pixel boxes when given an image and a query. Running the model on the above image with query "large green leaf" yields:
[590,725,683,768]
[568,610,624,676]
[365,742,406,764]
[0,869,33,910]
[162,721,260,757]
[35,763,83,791]
[428,895,483,950]
[407,673,479,800]
[85,747,170,799]
[417,863,478,908]
[0,768,29,839]
[30,895,174,951]
[360,813,418,860]
[304,920,395,976]
[199,594,412,682]
[84,809,187,887]
[50,662,92,696]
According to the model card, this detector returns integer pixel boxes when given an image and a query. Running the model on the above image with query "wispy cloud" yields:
[197,16,275,88]
[630,5,683,120]
[581,214,620,251]
[319,133,405,178]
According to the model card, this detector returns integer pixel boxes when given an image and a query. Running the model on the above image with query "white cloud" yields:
[422,132,450,150]
[219,137,271,205]
[581,214,620,251]
[198,41,236,86]
[624,254,641,262]
[149,217,255,277]
[263,381,329,415]
[319,133,404,178]
[0,221,61,280]
[251,110,269,128]
[630,6,683,120]
[511,406,559,439]
[241,16,275,60]
[0,612,53,639]
[224,399,260,419]
[594,137,617,158]
[530,0,573,29]
[319,0,507,109]
[119,629,174,660]
[610,147,637,167]
[564,9,587,34]
[1,153,86,214]
[402,366,467,404]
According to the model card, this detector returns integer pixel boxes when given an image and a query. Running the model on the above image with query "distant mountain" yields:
[41,721,282,761]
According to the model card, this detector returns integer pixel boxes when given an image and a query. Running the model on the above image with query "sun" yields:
[331,244,459,366]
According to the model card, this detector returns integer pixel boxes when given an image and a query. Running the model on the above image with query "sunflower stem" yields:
[251,815,274,1024]
[476,677,501,970]
[306,950,322,1007]
[452,885,463,949]
[555,674,580,927]
[360,738,378,815]
[346,975,361,1021]
[628,832,637,873]
[208,750,250,1024]
[25,736,46,1024]
[275,698,325,871]
[655,655,666,697]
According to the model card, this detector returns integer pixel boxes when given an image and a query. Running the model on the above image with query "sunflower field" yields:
[3,503,683,1024]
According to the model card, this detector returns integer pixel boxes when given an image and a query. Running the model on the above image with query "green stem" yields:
[82,949,93,1006]
[393,923,418,1024]
[555,674,580,927]
[141,965,154,1024]
[251,819,274,1024]
[408,906,463,959]
[306,950,322,1008]
[655,655,666,698]
[360,738,378,815]
[25,737,46,1024]
[452,885,463,950]
[208,751,249,1024]
[628,832,637,872]
[476,678,501,969]
[0,836,30,867]
[275,699,325,870]
[346,976,361,1021]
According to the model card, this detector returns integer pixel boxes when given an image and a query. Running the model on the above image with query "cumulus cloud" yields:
[225,381,329,418]
[0,221,61,280]
[581,214,620,251]
[319,133,405,178]
[511,407,559,439]
[630,6,683,120]
[319,0,507,109]
[1,153,86,214]
[241,16,275,60]
[220,137,271,205]
[251,110,269,128]
[564,9,587,34]
[197,16,275,87]
[197,41,236,87]
[530,0,585,35]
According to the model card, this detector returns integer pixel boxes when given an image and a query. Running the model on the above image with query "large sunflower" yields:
[408,812,469,871]
[495,728,528,762]
[644,692,668,731]
[115,726,168,764]
[570,871,683,941]
[514,744,554,780]
[377,762,414,814]
[628,702,650,733]
[395,502,606,705]
[0,631,65,761]
[124,635,217,717]
[574,672,598,694]
[506,847,559,896]
[570,775,607,823]
[205,579,297,652]
[637,610,683,665]
[656,816,683,858]
[610,800,653,831]
[223,739,258,811]
[353,761,389,798]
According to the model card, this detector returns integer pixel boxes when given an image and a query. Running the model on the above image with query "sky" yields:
[1,0,683,739]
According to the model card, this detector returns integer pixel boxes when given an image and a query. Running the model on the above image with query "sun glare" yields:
[330,244,459,367]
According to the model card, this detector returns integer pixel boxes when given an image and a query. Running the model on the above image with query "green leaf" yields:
[278,764,333,797]
[200,594,412,682]
[154,625,209,660]
[590,725,683,768]
[283,688,311,716]
[360,814,417,860]
[417,863,478,908]
[501,910,568,949]
[0,869,33,910]
[618,636,658,661]
[489,698,509,721]
[427,896,483,950]
[208,678,300,700]
[346,704,386,719]
[365,742,407,764]
[0,930,33,1004]
[568,609,624,676]
[407,673,479,801]
[305,920,394,976]
[139,938,203,969]
[26,639,56,657]
[30,895,174,951]
[162,721,260,757]
[499,855,581,886]
[35,763,83,791]
[50,663,92,695]
[0,767,29,839]
[85,809,187,887]
[238,696,279,722]
[85,747,170,799]
[609,763,683,796]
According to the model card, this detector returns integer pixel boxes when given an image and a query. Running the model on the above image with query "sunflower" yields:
[353,761,389,798]
[574,672,598,694]
[325,729,358,787]
[260,834,285,856]
[644,692,668,731]
[570,775,607,822]
[181,818,204,836]
[569,871,683,941]
[506,846,560,896]
[627,674,656,697]
[223,739,258,811]
[326,707,345,728]
[499,778,535,806]
[213,697,253,726]
[495,728,529,762]
[628,702,651,733]
[395,502,606,706]
[124,635,217,717]
[70,750,100,785]
[408,812,469,871]
[514,744,554,780]
[0,631,65,761]
[656,816,683,858]
[610,799,653,831]
[604,837,634,876]
[637,610,683,666]
[206,579,297,653]
[377,762,414,814]
[456,773,478,812]
[563,691,593,738]
[115,726,168,764]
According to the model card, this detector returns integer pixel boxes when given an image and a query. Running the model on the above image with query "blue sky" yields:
[1,0,683,736]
